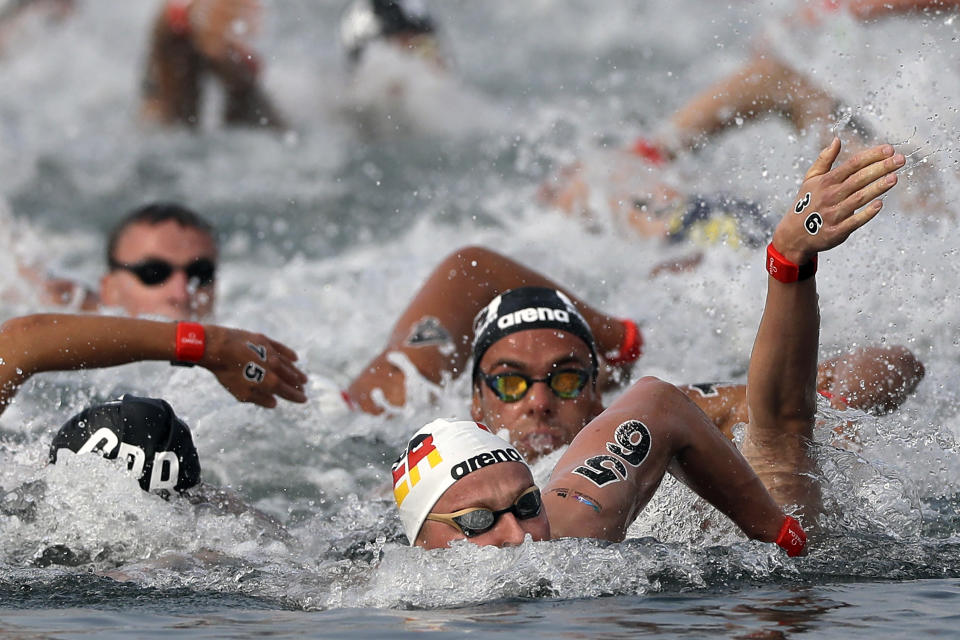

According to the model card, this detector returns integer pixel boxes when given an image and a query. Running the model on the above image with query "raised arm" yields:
[743,140,904,519]
[0,314,307,415]
[346,245,641,413]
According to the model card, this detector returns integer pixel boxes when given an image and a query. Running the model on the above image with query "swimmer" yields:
[139,0,285,129]
[22,202,219,320]
[640,0,960,160]
[393,139,906,549]
[6,395,286,567]
[340,0,444,72]
[0,312,308,415]
[347,249,923,461]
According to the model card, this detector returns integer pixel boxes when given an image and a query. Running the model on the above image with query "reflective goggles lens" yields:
[482,369,590,403]
[110,257,216,287]
[426,486,542,538]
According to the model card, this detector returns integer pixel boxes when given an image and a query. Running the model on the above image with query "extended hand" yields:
[201,325,307,408]
[772,138,904,265]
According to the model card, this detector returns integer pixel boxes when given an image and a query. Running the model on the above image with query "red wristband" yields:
[175,322,205,363]
[165,0,191,35]
[629,138,666,166]
[775,515,807,557]
[766,243,817,283]
[606,319,643,366]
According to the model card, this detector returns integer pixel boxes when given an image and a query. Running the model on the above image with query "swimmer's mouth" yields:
[521,431,562,455]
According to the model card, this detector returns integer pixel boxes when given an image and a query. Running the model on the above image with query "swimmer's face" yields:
[416,462,550,549]
[100,220,217,321]
[471,329,602,462]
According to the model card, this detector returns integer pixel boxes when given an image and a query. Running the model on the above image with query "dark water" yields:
[2,0,960,636]
[4,580,960,638]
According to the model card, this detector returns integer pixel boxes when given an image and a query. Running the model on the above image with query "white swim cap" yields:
[391,418,529,545]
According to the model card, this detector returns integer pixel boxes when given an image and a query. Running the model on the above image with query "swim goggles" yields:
[109,257,216,287]
[480,369,590,403]
[425,486,542,537]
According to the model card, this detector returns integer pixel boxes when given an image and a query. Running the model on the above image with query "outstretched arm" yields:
[346,245,641,413]
[0,314,307,415]
[544,377,787,545]
[743,140,904,520]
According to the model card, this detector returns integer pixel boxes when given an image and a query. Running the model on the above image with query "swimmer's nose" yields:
[492,512,527,548]
[522,381,556,417]
[164,270,192,306]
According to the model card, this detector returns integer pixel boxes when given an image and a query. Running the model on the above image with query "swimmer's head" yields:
[49,395,201,497]
[392,418,549,548]
[471,286,598,382]
[100,202,218,321]
[340,0,440,68]
[469,287,603,460]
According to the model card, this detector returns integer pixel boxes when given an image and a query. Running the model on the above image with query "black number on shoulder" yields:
[606,420,651,467]
[573,455,627,487]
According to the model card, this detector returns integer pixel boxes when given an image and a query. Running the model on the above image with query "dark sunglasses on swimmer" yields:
[481,369,591,403]
[109,257,216,287]
[425,486,542,537]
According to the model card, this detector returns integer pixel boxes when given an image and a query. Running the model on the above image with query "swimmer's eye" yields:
[480,370,590,403]
[425,486,542,537]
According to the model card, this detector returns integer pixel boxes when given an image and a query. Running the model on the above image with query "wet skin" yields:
[471,329,603,461]
[99,220,217,320]
[416,462,551,549]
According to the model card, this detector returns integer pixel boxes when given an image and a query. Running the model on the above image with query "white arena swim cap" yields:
[391,418,529,545]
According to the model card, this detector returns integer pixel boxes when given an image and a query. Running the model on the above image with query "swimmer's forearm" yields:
[847,0,960,20]
[0,314,178,377]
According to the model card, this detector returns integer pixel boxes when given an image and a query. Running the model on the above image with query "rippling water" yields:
[2,1,960,636]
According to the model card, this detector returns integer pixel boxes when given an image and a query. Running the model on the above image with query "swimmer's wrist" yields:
[774,515,807,557]
[164,0,193,36]
[171,322,205,367]
[766,242,817,283]
[605,319,644,366]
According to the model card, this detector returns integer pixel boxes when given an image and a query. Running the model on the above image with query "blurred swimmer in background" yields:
[18,202,219,321]
[139,0,285,129]
[540,1,960,255]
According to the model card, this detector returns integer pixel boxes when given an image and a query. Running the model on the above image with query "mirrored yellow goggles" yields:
[481,369,590,403]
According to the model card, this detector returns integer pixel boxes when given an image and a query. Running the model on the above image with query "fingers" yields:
[268,337,299,362]
[835,198,884,240]
[830,144,895,183]
[838,170,899,214]
[804,138,841,180]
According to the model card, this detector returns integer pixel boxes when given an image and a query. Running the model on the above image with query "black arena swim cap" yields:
[49,395,201,495]
[471,286,598,381]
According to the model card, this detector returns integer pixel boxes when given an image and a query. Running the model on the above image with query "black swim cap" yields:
[471,286,598,381]
[49,395,201,495]
[341,0,436,64]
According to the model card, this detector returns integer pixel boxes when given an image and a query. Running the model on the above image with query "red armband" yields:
[766,243,817,283]
[606,319,644,366]
[775,515,807,557]
[174,322,205,364]
[165,1,192,35]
